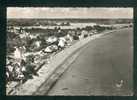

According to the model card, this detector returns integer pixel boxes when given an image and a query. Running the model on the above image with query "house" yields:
[46,36,58,45]
[66,34,73,42]
[44,45,58,53]
[58,37,66,48]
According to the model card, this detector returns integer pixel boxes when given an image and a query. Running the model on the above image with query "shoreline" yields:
[6,28,127,95]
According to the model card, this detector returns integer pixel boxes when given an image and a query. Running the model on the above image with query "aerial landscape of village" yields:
[6,7,133,96]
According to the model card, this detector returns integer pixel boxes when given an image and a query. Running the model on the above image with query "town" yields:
[6,17,133,95]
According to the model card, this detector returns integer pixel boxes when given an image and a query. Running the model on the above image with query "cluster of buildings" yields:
[6,23,115,85]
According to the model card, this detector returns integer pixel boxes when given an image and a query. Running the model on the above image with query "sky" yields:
[7,7,133,19]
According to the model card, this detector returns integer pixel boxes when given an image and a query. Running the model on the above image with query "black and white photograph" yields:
[6,7,133,96]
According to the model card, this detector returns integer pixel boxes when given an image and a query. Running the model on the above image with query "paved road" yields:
[48,28,133,96]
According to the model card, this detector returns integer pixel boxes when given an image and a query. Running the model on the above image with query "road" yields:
[48,28,133,96]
